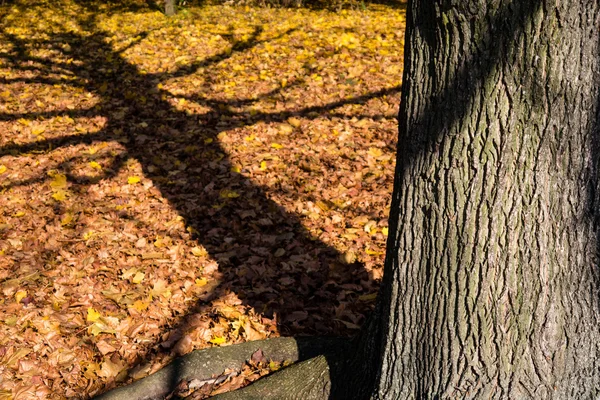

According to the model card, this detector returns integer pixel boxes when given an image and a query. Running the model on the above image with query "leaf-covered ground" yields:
[0,0,405,398]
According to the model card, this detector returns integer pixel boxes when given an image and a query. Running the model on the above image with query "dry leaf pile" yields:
[0,0,405,398]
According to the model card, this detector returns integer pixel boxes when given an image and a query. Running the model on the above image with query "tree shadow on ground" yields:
[0,1,400,396]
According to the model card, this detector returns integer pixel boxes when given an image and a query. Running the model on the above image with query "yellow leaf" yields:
[191,246,207,257]
[89,321,115,336]
[14,211,25,217]
[382,227,389,236]
[132,272,145,284]
[358,293,378,302]
[220,189,240,199]
[132,300,149,311]
[271,143,284,149]
[338,32,359,49]
[15,290,27,303]
[50,173,67,189]
[231,165,241,173]
[269,360,281,371]
[365,248,384,256]
[287,117,301,127]
[83,362,100,379]
[151,279,171,298]
[128,176,140,184]
[89,161,102,170]
[281,78,287,87]
[87,307,101,322]
[279,124,293,134]
[52,190,67,201]
[0,165,7,174]
[121,268,137,280]
[260,161,267,171]
[32,127,46,135]
[61,213,74,226]
[204,138,213,144]
[209,336,226,345]
[368,147,383,157]
[195,277,208,286]
[315,200,329,211]
[83,231,94,240]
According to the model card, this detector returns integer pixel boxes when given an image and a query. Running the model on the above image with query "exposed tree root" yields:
[209,355,333,400]
[209,336,375,400]
[94,337,349,400]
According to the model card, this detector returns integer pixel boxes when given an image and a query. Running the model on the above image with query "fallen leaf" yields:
[287,117,301,127]
[50,173,67,189]
[61,213,74,226]
[132,272,145,284]
[209,336,226,345]
[132,299,149,311]
[98,358,124,379]
[220,189,240,199]
[87,307,101,322]
[96,340,118,356]
[15,290,27,303]
[52,191,68,201]
[173,335,193,356]
[191,246,207,257]
[195,278,208,286]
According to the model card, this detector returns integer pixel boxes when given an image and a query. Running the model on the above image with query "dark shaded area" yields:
[0,1,399,396]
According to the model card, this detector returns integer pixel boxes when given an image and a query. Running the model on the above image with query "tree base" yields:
[94,337,351,400]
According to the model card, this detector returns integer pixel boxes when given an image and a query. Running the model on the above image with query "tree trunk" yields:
[165,0,176,16]
[371,0,600,398]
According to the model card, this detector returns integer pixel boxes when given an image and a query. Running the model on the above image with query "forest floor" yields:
[0,0,405,398]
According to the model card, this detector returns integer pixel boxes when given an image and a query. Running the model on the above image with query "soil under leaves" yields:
[0,0,405,398]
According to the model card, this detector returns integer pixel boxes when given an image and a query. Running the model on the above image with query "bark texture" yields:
[373,0,600,398]
[165,0,176,16]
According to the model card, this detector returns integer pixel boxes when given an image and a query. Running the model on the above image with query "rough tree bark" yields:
[373,0,600,398]
[165,0,176,16]
[96,0,600,399]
